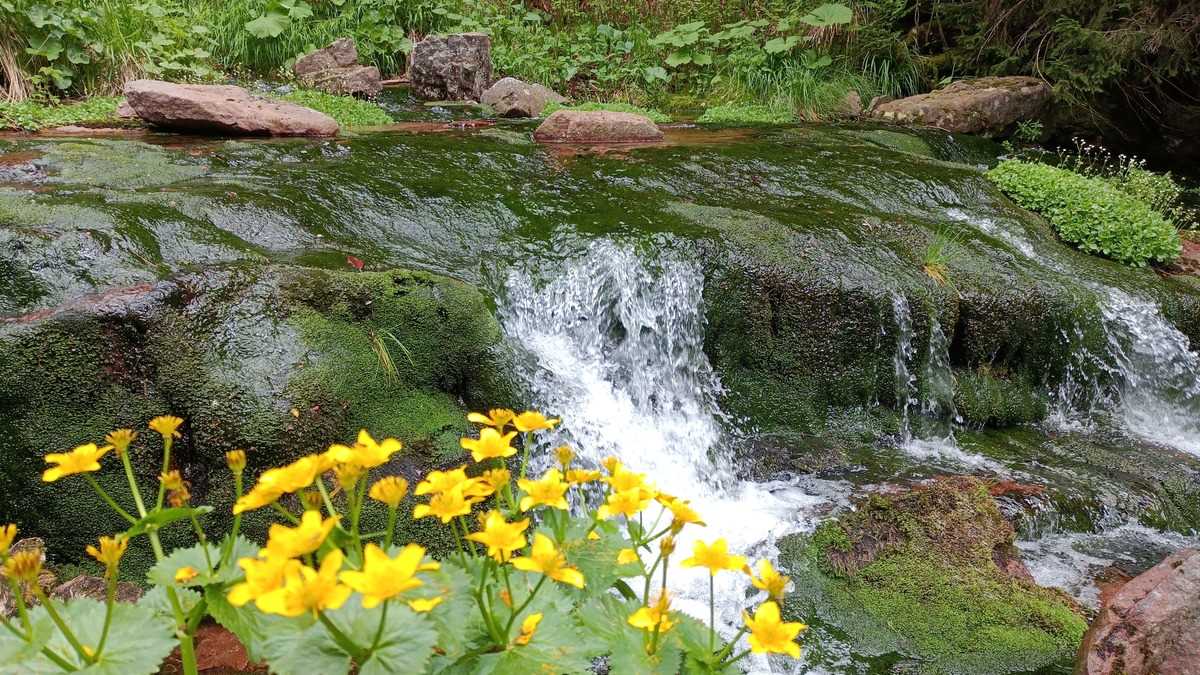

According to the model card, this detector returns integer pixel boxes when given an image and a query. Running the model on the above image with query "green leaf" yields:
[643,66,669,83]
[147,542,225,587]
[799,3,854,27]
[343,600,438,675]
[125,505,212,538]
[560,521,638,601]
[763,37,796,54]
[577,595,682,675]
[65,46,90,65]
[420,561,486,661]
[245,12,290,39]
[470,603,602,675]
[140,585,202,620]
[261,616,350,675]
[288,1,313,20]
[665,50,692,67]
[25,599,175,674]
[692,51,713,66]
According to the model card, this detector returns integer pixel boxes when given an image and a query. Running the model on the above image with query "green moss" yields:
[542,101,671,123]
[953,368,1048,428]
[280,90,393,128]
[0,97,122,131]
[696,103,795,125]
[35,140,209,189]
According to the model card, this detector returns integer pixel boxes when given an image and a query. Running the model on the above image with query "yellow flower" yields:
[175,566,200,584]
[460,427,518,463]
[256,550,351,618]
[0,524,16,556]
[517,468,569,511]
[415,465,471,496]
[681,539,747,576]
[85,536,128,573]
[333,463,363,491]
[4,549,43,581]
[233,486,281,514]
[477,468,511,494]
[228,555,301,607]
[104,429,137,456]
[597,488,653,520]
[660,535,676,556]
[467,409,516,430]
[512,411,560,433]
[408,596,444,613]
[617,548,639,565]
[328,430,403,470]
[369,476,409,508]
[511,533,585,588]
[264,511,339,559]
[514,612,543,646]
[413,485,475,523]
[148,415,184,439]
[586,531,600,541]
[628,592,675,634]
[554,445,574,467]
[604,463,648,493]
[601,456,620,474]
[42,443,110,482]
[233,454,327,514]
[160,470,184,491]
[566,469,601,485]
[225,450,247,473]
[747,559,790,601]
[743,601,805,658]
[465,510,529,562]
[340,543,439,608]
[661,496,705,531]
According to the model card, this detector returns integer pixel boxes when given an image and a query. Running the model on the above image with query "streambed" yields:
[2,118,1199,673]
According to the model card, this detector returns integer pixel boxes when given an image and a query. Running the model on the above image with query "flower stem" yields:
[517,432,531,481]
[155,437,173,510]
[32,588,93,664]
[504,575,547,636]
[716,626,748,662]
[369,599,389,654]
[270,501,300,524]
[0,611,79,671]
[383,506,397,551]
[725,648,753,665]
[220,471,244,567]
[708,573,715,652]
[94,576,116,658]
[120,452,148,517]
[148,530,198,675]
[189,514,214,574]
[83,475,137,524]
[318,612,366,661]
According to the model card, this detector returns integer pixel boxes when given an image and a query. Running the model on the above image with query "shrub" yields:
[542,100,671,123]
[0,410,806,674]
[280,90,393,128]
[987,159,1181,267]
[697,102,795,125]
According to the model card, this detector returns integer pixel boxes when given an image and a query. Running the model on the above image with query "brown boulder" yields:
[872,76,1051,136]
[1077,548,1200,675]
[294,38,382,98]
[294,37,358,76]
[481,77,565,118]
[51,575,143,604]
[533,110,664,144]
[123,80,339,137]
[409,33,492,101]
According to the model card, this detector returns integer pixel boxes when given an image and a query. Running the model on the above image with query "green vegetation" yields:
[696,102,794,125]
[921,228,959,287]
[0,96,121,131]
[541,100,669,123]
[988,159,1181,267]
[280,89,394,128]
[954,369,1047,428]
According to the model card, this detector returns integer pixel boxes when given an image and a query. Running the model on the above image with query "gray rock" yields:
[533,110,663,143]
[410,33,492,101]
[123,80,338,137]
[51,575,143,604]
[866,95,894,113]
[481,77,565,118]
[294,37,359,76]
[871,76,1051,136]
[838,90,863,118]
[294,38,382,98]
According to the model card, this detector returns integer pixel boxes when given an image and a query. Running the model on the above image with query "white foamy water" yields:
[499,241,848,672]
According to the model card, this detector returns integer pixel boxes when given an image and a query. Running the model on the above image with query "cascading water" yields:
[890,294,918,444]
[499,240,848,671]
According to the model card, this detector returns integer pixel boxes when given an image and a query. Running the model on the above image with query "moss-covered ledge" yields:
[778,476,1086,673]
[0,263,517,576]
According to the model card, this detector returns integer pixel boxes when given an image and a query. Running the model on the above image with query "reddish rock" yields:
[294,38,382,98]
[1078,548,1200,675]
[116,99,137,119]
[872,76,1051,136]
[533,110,664,144]
[123,80,339,137]
[51,575,143,604]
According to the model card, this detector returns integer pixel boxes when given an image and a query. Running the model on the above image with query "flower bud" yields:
[174,566,199,583]
[160,470,184,491]
[104,429,137,457]
[334,464,363,491]
[225,449,247,473]
[660,535,676,556]
[86,536,128,576]
[369,476,409,508]
[4,548,43,582]
[554,445,574,468]
[300,491,323,512]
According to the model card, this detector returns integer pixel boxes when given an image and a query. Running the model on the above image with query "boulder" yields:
[481,77,565,118]
[51,575,143,604]
[409,33,492,101]
[837,90,863,118]
[123,80,339,137]
[533,110,663,144]
[872,76,1051,136]
[115,99,137,119]
[1077,548,1200,675]
[294,38,382,98]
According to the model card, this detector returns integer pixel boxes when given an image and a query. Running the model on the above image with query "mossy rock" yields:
[779,477,1087,673]
[953,368,1048,427]
[0,263,516,577]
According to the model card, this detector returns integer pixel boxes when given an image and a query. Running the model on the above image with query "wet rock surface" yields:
[294,38,382,98]
[872,76,1052,136]
[409,33,492,101]
[533,110,663,143]
[123,80,339,136]
[1078,548,1200,675]
[480,77,565,118]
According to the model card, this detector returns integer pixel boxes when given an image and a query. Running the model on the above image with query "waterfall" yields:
[498,240,844,667]
[891,294,918,444]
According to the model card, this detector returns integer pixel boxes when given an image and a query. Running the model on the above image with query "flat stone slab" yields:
[533,110,663,144]
[124,80,339,137]
[872,76,1051,135]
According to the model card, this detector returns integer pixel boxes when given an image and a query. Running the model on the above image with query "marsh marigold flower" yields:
[413,485,475,523]
[415,465,471,496]
[228,555,301,607]
[460,427,518,463]
[662,496,705,531]
[85,536,128,573]
[339,543,439,608]
[160,470,184,491]
[0,524,16,556]
[264,511,339,559]
[256,550,351,618]
[466,510,529,562]
[477,468,511,494]
[517,468,569,511]
[42,443,109,482]
[369,476,409,508]
[333,463,363,491]
[628,592,675,634]
[682,538,746,576]
[555,445,574,467]
[4,549,42,581]
[512,411,560,433]
[511,533,585,588]
[225,450,247,473]
[604,463,648,493]
[175,566,199,584]
[233,454,326,514]
[617,548,640,565]
[597,488,653,520]
[408,596,443,613]
[748,559,790,601]
[467,409,515,430]
[328,430,402,470]
[744,601,805,658]
[514,612,543,646]
[104,429,136,456]
[149,415,184,439]
[566,469,601,485]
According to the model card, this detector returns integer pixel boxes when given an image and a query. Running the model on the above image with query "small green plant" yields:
[987,159,1181,266]
[697,102,795,125]
[1013,120,1043,144]
[280,90,393,128]
[922,229,961,287]
[542,100,671,123]
[0,96,121,131]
